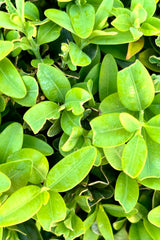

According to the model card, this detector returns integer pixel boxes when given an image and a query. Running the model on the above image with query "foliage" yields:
[0,0,160,239]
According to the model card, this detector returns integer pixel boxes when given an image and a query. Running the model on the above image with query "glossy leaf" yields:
[0,171,11,193]
[0,186,46,227]
[129,221,152,240]
[145,115,160,144]
[64,87,91,115]
[0,160,32,194]
[131,0,156,18]
[99,54,118,101]
[96,205,114,240]
[45,9,74,33]
[46,146,97,192]
[117,60,154,111]
[91,113,132,147]
[37,191,66,231]
[61,110,82,135]
[23,134,53,156]
[138,135,160,180]
[99,93,130,114]
[112,14,131,32]
[95,0,113,29]
[24,1,39,20]
[84,63,100,95]
[37,64,71,102]
[103,204,137,218]
[69,42,91,67]
[23,101,60,134]
[122,134,147,178]
[0,41,14,61]
[115,172,139,212]
[13,76,38,107]
[0,11,20,30]
[69,3,95,38]
[144,218,160,240]
[37,21,61,45]
[126,38,144,60]
[139,178,160,190]
[0,122,23,164]
[7,148,49,184]
[119,113,140,132]
[103,145,124,170]
[0,58,26,98]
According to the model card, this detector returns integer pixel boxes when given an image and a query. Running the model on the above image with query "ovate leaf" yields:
[61,110,82,135]
[122,134,147,178]
[129,221,152,240]
[148,206,160,227]
[24,1,39,20]
[69,3,95,38]
[99,54,118,101]
[90,113,132,147]
[23,101,60,134]
[131,0,156,18]
[117,60,154,111]
[37,64,71,103]
[115,172,139,213]
[119,113,140,132]
[126,38,144,60]
[0,171,11,193]
[96,205,114,240]
[144,218,160,240]
[46,146,97,192]
[69,42,91,67]
[13,76,38,107]
[0,58,26,98]
[95,0,113,29]
[23,134,53,156]
[45,9,74,33]
[145,115,160,144]
[64,87,91,115]
[0,122,23,164]
[7,148,49,184]
[112,14,132,32]
[0,186,46,227]
[37,191,66,231]
[0,41,14,61]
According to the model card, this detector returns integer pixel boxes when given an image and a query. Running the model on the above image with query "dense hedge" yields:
[0,0,160,239]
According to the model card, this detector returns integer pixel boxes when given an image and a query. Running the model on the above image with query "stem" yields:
[29,38,43,61]
[139,110,144,122]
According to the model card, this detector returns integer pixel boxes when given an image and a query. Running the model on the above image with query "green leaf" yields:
[66,213,85,240]
[0,41,14,61]
[114,227,128,240]
[112,14,132,32]
[47,119,61,137]
[139,178,160,190]
[68,3,95,38]
[148,205,160,227]
[127,203,148,223]
[90,113,132,147]
[23,134,53,156]
[119,113,140,132]
[131,0,156,18]
[96,205,114,240]
[13,76,38,107]
[0,58,26,98]
[37,191,66,231]
[117,60,154,111]
[23,101,60,134]
[64,87,91,115]
[15,0,24,21]
[126,38,144,60]
[140,17,160,36]
[99,54,118,101]
[129,221,152,240]
[7,148,49,184]
[103,144,124,170]
[95,0,113,29]
[61,110,82,135]
[99,93,130,114]
[144,218,160,240]
[0,122,23,164]
[83,228,99,240]
[139,49,160,73]
[24,1,39,21]
[103,204,137,218]
[138,135,160,180]
[145,115,160,144]
[46,146,97,192]
[0,11,20,30]
[122,134,147,178]
[84,63,100,95]
[37,21,61,45]
[0,186,47,227]
[44,9,74,33]
[131,4,147,28]
[0,171,11,193]
[37,64,71,102]
[69,42,91,67]
[115,172,139,212]
[0,160,32,194]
